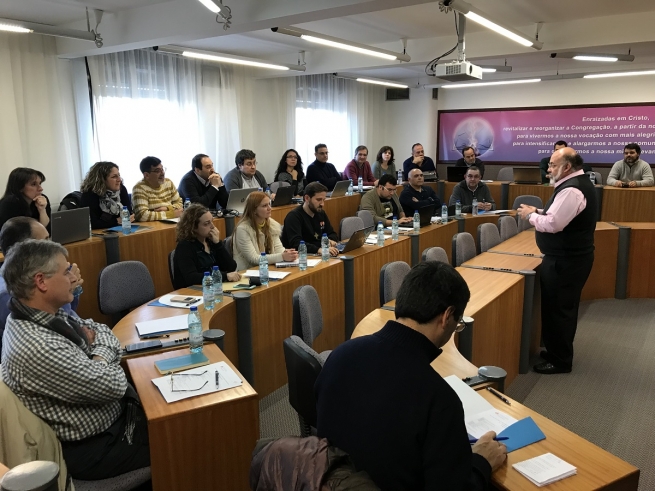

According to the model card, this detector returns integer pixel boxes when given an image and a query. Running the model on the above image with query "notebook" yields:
[51,207,91,245]
[154,352,210,374]
[327,180,351,198]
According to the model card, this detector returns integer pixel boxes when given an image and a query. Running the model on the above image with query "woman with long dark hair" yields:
[371,146,397,181]
[273,149,305,195]
[80,161,134,229]
[0,168,51,232]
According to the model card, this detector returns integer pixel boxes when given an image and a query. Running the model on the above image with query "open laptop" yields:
[422,171,438,182]
[417,204,436,226]
[272,184,295,207]
[446,166,468,183]
[225,188,258,214]
[51,207,91,245]
[512,167,542,184]
[327,180,351,198]
[337,225,375,253]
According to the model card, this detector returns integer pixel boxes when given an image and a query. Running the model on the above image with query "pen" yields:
[185,299,201,307]
[139,333,170,340]
[486,386,511,406]
[215,370,219,389]
[469,437,508,444]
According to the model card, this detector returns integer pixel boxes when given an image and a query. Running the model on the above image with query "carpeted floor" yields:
[260,299,655,490]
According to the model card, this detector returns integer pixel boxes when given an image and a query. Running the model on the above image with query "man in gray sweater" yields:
[607,143,654,188]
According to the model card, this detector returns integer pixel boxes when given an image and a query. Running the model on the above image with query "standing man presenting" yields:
[517,147,596,374]
[456,146,485,178]
[402,143,437,181]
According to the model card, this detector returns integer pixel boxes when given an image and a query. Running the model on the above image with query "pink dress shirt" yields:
[528,170,587,234]
[343,160,376,186]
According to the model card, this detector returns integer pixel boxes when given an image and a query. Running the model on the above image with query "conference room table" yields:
[352,308,640,491]
[617,222,655,297]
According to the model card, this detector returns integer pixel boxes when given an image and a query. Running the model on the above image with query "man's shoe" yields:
[533,362,572,374]
[539,350,553,362]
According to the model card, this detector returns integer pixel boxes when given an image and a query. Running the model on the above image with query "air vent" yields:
[386,88,410,101]
[432,88,439,100]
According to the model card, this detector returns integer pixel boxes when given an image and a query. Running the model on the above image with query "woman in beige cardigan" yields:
[232,191,298,270]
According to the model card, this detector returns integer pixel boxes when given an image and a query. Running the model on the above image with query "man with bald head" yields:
[517,147,597,374]
[399,168,441,216]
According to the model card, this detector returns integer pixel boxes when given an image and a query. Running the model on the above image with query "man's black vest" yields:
[535,174,597,256]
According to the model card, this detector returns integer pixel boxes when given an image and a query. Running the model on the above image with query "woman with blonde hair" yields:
[80,161,134,229]
[232,191,298,270]
[173,203,240,289]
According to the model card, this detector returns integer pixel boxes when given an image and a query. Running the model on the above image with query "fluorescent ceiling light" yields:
[584,70,655,79]
[356,78,408,88]
[272,27,411,62]
[465,12,533,47]
[182,51,289,70]
[481,67,496,73]
[442,78,541,88]
[573,55,618,62]
[197,0,221,13]
[0,23,32,33]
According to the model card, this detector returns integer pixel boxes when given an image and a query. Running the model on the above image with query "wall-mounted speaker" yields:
[386,88,410,101]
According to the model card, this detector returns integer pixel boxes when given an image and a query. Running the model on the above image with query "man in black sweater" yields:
[399,168,441,216]
[456,146,485,178]
[178,153,228,210]
[281,182,339,256]
[315,261,507,490]
[306,144,342,190]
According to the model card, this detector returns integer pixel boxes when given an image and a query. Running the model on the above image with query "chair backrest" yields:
[497,167,514,181]
[379,261,410,306]
[477,223,501,253]
[511,195,543,210]
[421,246,449,264]
[356,210,374,230]
[451,232,476,267]
[292,285,323,347]
[98,261,155,323]
[498,215,519,241]
[168,250,175,287]
[57,191,83,211]
[283,336,323,432]
[518,216,534,232]
[269,181,290,194]
[224,235,233,259]
[587,171,602,185]
[339,216,365,241]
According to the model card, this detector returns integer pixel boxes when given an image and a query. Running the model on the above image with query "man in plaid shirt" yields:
[1,239,150,480]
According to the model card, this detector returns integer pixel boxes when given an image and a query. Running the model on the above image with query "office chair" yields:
[477,223,501,253]
[421,246,449,264]
[292,285,329,358]
[512,195,543,232]
[498,215,519,241]
[379,261,411,306]
[98,261,155,326]
[269,181,290,194]
[339,216,365,241]
[168,250,175,287]
[356,210,374,230]
[497,167,514,181]
[451,232,476,267]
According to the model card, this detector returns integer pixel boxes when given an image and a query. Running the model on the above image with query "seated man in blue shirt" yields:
[0,217,83,356]
[399,168,442,216]
[306,144,342,190]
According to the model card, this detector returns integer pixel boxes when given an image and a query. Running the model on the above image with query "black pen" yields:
[215,370,219,389]
[185,299,201,307]
[140,333,170,340]
[486,386,511,406]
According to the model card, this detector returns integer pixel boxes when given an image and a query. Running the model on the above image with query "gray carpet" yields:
[260,299,655,490]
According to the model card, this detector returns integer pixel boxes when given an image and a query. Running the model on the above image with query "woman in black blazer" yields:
[0,168,51,233]
[173,204,241,289]
[80,162,134,230]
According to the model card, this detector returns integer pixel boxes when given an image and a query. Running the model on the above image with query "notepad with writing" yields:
[154,352,210,374]
[513,453,577,487]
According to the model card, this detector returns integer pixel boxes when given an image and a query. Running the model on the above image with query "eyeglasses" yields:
[286,155,298,160]
[466,174,480,179]
[383,186,396,192]
[241,161,257,168]
[455,318,467,333]
[148,167,167,174]
[169,370,208,392]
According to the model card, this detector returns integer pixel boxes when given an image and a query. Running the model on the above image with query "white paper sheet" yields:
[443,375,495,420]
[243,270,290,279]
[152,361,243,403]
[465,408,518,439]
[135,314,189,337]
[275,259,321,268]
[513,453,577,487]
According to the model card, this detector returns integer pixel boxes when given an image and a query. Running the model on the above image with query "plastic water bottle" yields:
[397,170,403,184]
[589,173,596,185]
[184,198,191,210]
[265,187,272,198]
[188,306,203,353]
[392,216,399,241]
[259,253,269,286]
[376,221,385,246]
[257,187,263,192]
[441,204,448,222]
[472,198,478,216]
[455,200,462,217]
[121,206,131,235]
[202,272,214,310]
[413,210,420,233]
[358,176,363,192]
[347,179,353,196]
[321,233,330,262]
[211,265,223,303]
[299,241,307,271]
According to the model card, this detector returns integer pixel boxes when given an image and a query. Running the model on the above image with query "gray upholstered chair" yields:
[339,216,365,241]
[498,215,519,241]
[586,171,602,185]
[477,223,501,253]
[73,468,152,491]
[224,235,233,258]
[379,261,411,306]
[98,261,155,326]
[511,195,543,210]
[451,232,476,267]
[292,285,331,363]
[421,246,449,264]
[269,181,290,194]
[283,336,323,437]
[497,167,514,181]
[356,210,374,229]
[168,250,175,287]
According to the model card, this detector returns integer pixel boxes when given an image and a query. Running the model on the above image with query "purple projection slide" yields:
[438,105,655,164]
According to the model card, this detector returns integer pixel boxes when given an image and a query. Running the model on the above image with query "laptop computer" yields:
[512,167,542,185]
[51,207,91,245]
[225,188,258,215]
[447,166,468,183]
[422,171,438,182]
[327,180,351,198]
[272,185,295,207]
[418,204,436,226]
[337,225,375,253]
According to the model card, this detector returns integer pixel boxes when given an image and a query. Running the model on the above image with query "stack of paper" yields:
[275,259,321,268]
[243,270,290,280]
[513,453,577,487]
[136,314,189,337]
[152,361,243,403]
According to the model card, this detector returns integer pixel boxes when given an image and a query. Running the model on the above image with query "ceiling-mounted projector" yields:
[431,61,482,81]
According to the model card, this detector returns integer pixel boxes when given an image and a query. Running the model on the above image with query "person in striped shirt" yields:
[131,156,183,221]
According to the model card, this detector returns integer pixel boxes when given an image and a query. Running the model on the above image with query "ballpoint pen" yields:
[185,299,201,307]
[486,386,511,406]
[215,370,220,389]
[469,437,509,444]
[140,333,170,340]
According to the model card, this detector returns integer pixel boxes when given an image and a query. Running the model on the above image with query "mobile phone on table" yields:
[170,296,196,303]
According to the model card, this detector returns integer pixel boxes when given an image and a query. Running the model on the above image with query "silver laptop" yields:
[512,167,542,184]
[328,180,351,198]
[225,188,258,214]
[51,207,91,245]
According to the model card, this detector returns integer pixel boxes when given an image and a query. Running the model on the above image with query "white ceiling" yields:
[2,0,655,85]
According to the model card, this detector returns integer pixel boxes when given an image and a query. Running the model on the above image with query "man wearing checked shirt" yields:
[1,240,150,480]
[516,147,597,375]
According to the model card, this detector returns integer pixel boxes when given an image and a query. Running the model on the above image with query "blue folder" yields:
[497,417,546,453]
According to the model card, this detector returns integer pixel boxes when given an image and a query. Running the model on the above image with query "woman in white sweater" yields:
[232,191,298,270]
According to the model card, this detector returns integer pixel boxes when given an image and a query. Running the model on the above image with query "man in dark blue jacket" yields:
[306,144,342,190]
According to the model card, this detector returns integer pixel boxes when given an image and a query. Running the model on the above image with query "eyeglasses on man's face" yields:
[148,167,167,174]
[455,317,467,333]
